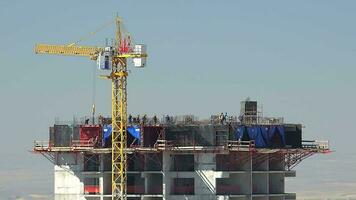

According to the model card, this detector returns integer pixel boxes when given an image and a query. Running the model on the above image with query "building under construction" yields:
[33,100,330,200]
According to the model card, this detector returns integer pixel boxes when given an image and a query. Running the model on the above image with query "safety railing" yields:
[154,139,173,149]
[34,140,51,150]
[258,117,284,125]
[71,138,100,147]
[228,140,255,149]
[34,138,101,150]
[302,140,329,150]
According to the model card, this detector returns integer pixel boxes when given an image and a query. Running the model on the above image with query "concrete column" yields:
[162,151,171,200]
[195,153,216,195]
[99,176,104,200]
[249,152,253,200]
[100,154,104,200]
[143,173,148,194]
[267,154,270,195]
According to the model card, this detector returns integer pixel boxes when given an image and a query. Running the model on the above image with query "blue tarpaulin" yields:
[235,126,245,140]
[103,125,141,144]
[268,126,285,147]
[247,126,266,148]
[234,125,286,148]
[277,126,285,146]
[260,126,269,146]
[127,126,141,144]
[103,124,112,140]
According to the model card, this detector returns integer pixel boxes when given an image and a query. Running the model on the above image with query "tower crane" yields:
[34,17,147,200]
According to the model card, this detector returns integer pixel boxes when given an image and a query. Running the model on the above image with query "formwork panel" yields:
[165,125,215,146]
[79,125,102,146]
[143,126,163,147]
[53,125,72,147]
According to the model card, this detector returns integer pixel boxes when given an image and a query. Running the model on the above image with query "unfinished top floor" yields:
[34,116,329,152]
[34,100,329,151]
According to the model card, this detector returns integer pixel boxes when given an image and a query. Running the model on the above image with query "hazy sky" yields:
[1,0,356,199]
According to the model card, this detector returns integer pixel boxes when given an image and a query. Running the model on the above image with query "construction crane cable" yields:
[92,62,97,124]
[68,19,115,47]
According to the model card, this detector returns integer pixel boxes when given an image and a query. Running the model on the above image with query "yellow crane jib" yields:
[34,44,103,60]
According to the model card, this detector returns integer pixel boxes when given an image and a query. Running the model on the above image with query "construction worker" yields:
[142,114,147,125]
[238,113,244,123]
[223,112,228,124]
[128,114,133,125]
[98,115,103,125]
[229,116,234,124]
[153,115,158,125]
[165,115,170,124]
[137,115,140,124]
[219,113,224,125]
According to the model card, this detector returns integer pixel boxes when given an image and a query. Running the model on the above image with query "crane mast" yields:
[111,17,128,200]
[34,16,147,200]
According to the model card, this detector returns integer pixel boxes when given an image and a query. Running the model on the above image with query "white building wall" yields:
[54,153,85,200]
